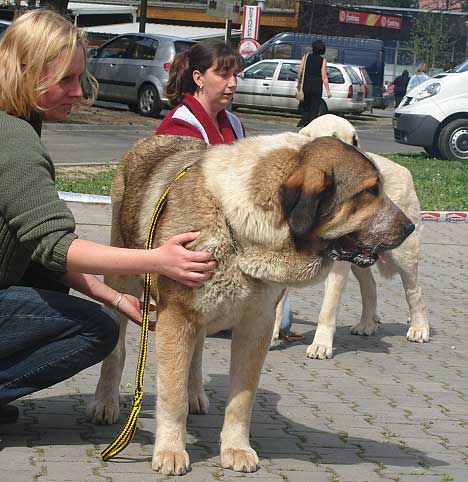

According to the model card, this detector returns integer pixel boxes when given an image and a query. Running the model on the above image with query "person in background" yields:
[156,39,245,144]
[393,69,410,108]
[297,39,331,128]
[406,63,430,94]
[0,9,215,425]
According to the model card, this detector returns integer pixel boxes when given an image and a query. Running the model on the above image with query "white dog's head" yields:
[299,114,360,148]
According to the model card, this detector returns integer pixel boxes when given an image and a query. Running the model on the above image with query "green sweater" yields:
[0,111,77,289]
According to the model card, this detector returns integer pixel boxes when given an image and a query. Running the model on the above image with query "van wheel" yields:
[318,100,328,116]
[438,119,468,161]
[137,84,161,117]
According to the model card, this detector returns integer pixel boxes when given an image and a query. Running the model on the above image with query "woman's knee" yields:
[90,309,120,358]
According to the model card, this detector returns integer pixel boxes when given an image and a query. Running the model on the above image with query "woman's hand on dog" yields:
[113,293,157,331]
[154,231,216,288]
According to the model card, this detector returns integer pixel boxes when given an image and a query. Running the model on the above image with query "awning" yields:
[82,22,241,40]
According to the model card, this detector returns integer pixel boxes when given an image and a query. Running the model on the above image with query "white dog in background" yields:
[272,114,430,358]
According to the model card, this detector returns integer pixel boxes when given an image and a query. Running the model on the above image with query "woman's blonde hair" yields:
[0,8,97,119]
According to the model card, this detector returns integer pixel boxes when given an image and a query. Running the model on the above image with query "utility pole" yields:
[139,0,147,33]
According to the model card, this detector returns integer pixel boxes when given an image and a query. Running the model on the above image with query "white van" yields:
[393,59,468,161]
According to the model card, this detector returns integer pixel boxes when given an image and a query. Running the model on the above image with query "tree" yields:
[39,0,69,15]
[409,9,465,70]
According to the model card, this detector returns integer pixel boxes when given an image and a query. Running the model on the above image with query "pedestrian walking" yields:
[406,63,430,94]
[0,9,215,426]
[393,69,410,107]
[297,40,331,128]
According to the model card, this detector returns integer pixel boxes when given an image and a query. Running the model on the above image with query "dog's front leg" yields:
[87,313,128,424]
[307,261,350,359]
[220,300,275,472]
[153,305,200,476]
[188,328,209,414]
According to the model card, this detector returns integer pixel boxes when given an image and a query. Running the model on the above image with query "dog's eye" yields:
[365,186,379,197]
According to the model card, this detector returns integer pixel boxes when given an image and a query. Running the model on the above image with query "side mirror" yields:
[237,72,245,79]
[88,48,98,58]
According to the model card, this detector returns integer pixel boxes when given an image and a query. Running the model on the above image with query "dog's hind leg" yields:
[87,274,142,425]
[152,304,201,476]
[271,288,287,346]
[349,264,381,336]
[307,261,350,359]
[188,328,209,414]
[220,296,276,473]
[390,247,429,343]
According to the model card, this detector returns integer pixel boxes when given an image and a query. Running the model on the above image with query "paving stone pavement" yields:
[1,203,467,482]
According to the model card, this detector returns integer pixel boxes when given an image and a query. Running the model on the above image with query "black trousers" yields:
[298,92,322,128]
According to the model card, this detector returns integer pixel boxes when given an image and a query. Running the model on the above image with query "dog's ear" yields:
[281,165,329,239]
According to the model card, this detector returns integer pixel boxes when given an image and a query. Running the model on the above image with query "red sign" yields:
[339,9,401,30]
[242,5,260,40]
[237,38,260,58]
[446,212,468,222]
[421,211,441,221]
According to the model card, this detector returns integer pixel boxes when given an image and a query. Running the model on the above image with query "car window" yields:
[243,62,278,79]
[131,37,158,61]
[327,66,345,84]
[97,36,133,59]
[344,66,362,85]
[278,62,299,81]
[174,41,196,54]
[361,68,372,85]
[259,43,293,60]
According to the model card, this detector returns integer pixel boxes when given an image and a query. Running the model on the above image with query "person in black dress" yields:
[297,40,331,128]
[392,70,410,108]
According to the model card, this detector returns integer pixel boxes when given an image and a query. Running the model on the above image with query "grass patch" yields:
[55,154,467,211]
[386,153,467,210]
[55,165,116,196]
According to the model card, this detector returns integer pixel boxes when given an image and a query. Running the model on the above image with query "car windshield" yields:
[452,59,468,73]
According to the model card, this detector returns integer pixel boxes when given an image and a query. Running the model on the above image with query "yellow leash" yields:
[101,165,191,461]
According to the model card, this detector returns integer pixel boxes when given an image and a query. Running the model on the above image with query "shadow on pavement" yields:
[1,375,446,470]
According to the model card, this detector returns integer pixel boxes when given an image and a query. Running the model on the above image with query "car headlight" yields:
[413,82,441,102]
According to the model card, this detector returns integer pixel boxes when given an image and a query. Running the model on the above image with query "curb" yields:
[44,123,156,132]
[58,192,468,222]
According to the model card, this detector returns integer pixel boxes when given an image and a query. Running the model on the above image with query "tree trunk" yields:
[40,0,69,16]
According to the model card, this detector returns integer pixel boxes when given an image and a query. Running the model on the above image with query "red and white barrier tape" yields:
[58,192,467,223]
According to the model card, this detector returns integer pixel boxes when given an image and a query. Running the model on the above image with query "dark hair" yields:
[166,39,244,106]
[312,40,326,55]
[402,69,409,76]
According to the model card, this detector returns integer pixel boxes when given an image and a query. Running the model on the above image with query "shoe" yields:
[0,404,19,424]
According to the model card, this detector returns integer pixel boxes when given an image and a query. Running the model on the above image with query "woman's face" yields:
[193,64,239,112]
[37,46,85,122]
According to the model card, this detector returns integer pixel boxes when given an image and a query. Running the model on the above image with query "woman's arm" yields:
[62,271,155,328]
[322,58,331,97]
[297,55,306,87]
[66,232,216,288]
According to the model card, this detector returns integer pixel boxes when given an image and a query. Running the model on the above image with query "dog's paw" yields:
[407,325,430,343]
[306,343,333,359]
[86,398,120,425]
[350,321,377,336]
[188,388,209,414]
[221,447,259,473]
[152,449,190,475]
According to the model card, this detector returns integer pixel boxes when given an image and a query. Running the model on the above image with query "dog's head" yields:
[280,136,414,267]
[299,114,360,148]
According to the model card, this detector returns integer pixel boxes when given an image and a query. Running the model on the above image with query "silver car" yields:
[87,33,195,117]
[233,59,367,115]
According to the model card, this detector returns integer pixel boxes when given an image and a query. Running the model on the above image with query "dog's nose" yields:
[401,222,415,238]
